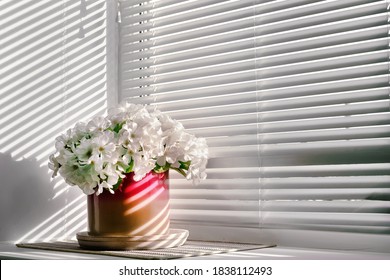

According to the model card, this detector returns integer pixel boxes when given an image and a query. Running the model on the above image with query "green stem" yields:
[171,167,186,177]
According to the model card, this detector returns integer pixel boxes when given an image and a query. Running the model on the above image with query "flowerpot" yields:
[87,170,170,237]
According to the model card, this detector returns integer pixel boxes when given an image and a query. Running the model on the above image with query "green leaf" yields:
[112,177,123,191]
[154,161,170,173]
[108,122,124,134]
[171,167,187,177]
[117,158,134,173]
[125,159,134,173]
[179,160,191,170]
[113,123,122,133]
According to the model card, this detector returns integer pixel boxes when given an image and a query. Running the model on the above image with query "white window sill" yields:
[0,242,389,260]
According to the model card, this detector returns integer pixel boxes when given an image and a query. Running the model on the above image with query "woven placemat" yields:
[16,240,275,260]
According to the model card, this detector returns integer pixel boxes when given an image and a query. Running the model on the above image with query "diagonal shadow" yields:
[0,0,109,243]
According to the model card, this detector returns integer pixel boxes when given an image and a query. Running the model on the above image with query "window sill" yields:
[0,242,389,260]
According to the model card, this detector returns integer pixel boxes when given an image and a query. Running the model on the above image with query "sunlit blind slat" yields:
[118,0,390,249]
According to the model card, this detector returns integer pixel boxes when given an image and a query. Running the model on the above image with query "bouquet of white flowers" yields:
[49,102,208,195]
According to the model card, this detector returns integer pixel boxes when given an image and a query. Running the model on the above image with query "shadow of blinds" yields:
[0,0,108,242]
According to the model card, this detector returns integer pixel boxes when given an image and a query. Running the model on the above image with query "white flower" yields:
[48,154,60,177]
[59,163,97,195]
[157,112,184,135]
[133,155,156,181]
[183,137,208,184]
[74,138,93,164]
[157,142,184,167]
[90,131,119,164]
[71,122,88,143]
[87,116,110,133]
[49,100,208,195]
[54,129,72,151]
[99,163,121,186]
[97,181,114,195]
[56,148,77,166]
[121,121,141,149]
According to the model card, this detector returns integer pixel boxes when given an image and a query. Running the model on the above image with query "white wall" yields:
[0,0,115,242]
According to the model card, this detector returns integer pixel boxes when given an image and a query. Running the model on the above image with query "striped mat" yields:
[16,240,274,260]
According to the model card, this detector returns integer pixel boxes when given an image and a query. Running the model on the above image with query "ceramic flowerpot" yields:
[87,171,170,237]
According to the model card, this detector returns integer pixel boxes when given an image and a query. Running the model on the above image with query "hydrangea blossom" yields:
[49,101,208,195]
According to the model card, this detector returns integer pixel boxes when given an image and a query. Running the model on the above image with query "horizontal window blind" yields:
[118,0,390,251]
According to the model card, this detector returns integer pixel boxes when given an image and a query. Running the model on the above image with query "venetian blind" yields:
[118,0,390,251]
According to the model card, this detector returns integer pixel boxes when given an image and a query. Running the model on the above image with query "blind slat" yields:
[202,164,390,178]
[210,138,390,158]
[205,126,390,146]
[171,199,390,213]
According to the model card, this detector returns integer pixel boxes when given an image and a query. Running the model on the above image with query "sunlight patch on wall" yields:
[0,0,108,242]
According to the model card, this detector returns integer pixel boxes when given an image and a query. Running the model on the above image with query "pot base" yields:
[76,228,189,250]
